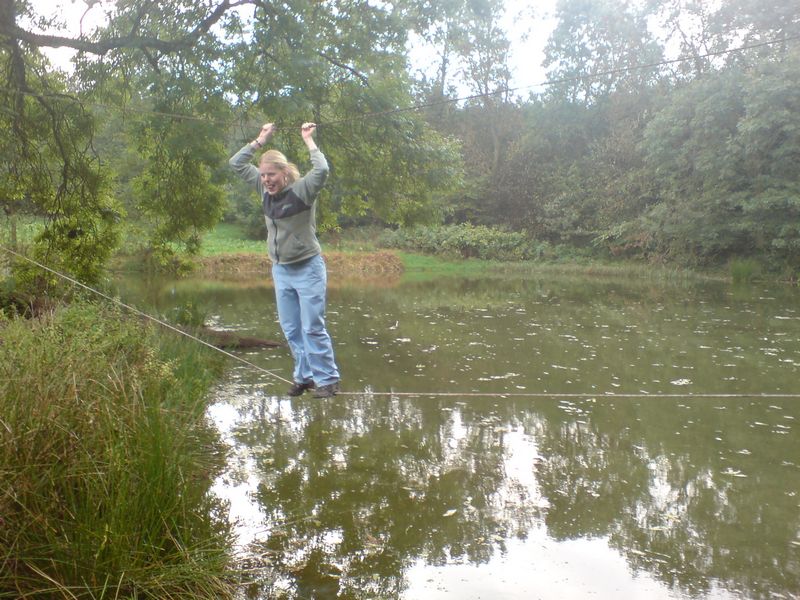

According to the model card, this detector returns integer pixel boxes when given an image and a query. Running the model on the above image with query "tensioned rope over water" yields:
[336,391,800,399]
[0,244,294,386]
[3,244,800,400]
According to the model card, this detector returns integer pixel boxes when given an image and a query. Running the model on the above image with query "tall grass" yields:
[730,258,761,284]
[0,301,237,599]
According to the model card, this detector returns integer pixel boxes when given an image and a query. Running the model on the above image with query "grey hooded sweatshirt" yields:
[229,144,329,265]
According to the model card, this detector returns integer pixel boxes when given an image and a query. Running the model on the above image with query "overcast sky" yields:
[31,0,557,94]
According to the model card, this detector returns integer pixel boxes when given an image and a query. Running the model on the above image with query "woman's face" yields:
[260,163,287,195]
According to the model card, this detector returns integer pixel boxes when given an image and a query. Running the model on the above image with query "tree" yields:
[222,0,464,228]
[1,1,122,291]
[453,0,515,180]
[3,1,466,259]
[90,9,234,261]
[645,0,720,78]
[728,50,800,273]
[0,0,238,57]
[543,0,663,104]
[412,0,519,225]
[630,48,800,271]
[711,0,800,59]
[492,98,606,240]
[0,0,246,286]
[646,0,800,79]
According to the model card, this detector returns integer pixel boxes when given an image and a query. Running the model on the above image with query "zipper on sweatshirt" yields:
[271,216,280,263]
[265,194,281,264]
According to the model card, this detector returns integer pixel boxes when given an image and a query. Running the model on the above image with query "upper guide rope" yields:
[0,244,293,386]
[1,34,798,133]
[3,34,800,400]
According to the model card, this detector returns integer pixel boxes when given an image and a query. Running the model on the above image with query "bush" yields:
[378,224,543,261]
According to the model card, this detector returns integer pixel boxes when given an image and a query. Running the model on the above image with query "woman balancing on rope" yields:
[229,122,340,398]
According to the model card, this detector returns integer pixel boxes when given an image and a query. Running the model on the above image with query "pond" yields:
[116,271,800,599]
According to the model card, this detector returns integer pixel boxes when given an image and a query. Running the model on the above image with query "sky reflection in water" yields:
[120,274,800,599]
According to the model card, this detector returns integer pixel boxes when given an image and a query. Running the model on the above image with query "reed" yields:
[0,301,237,599]
[730,258,761,284]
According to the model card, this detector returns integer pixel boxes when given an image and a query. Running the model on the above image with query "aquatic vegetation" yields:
[730,258,762,284]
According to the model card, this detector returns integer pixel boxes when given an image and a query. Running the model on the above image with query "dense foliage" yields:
[0,301,235,598]
[379,223,548,261]
[1,0,799,283]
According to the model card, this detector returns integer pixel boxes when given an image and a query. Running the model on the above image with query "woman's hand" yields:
[301,122,318,150]
[253,123,276,148]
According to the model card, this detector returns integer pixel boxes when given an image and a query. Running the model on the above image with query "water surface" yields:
[118,273,800,599]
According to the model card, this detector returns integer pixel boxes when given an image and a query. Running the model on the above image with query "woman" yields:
[229,122,340,398]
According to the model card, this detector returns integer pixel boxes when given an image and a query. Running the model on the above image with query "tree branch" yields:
[0,0,243,56]
[316,50,371,86]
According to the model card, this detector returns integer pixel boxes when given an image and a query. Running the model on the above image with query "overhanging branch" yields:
[317,50,371,86]
[0,0,252,56]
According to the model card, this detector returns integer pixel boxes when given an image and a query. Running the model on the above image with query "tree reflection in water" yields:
[216,390,800,599]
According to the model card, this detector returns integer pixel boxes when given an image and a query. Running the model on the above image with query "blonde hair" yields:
[259,149,300,185]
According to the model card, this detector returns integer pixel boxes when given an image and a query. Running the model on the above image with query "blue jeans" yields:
[272,254,339,386]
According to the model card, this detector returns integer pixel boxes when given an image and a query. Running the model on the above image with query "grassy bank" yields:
[218,224,726,282]
[0,301,237,599]
[107,222,730,283]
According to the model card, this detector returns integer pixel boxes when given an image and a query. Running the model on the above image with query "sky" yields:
[502,0,559,92]
[407,0,558,96]
[31,0,558,94]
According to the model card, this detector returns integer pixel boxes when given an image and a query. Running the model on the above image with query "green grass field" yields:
[198,222,266,255]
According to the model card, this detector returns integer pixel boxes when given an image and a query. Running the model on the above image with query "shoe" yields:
[287,381,315,397]
[311,382,339,398]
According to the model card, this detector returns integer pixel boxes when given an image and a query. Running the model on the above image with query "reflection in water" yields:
[116,274,800,599]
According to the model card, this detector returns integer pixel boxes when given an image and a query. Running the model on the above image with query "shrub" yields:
[378,224,540,262]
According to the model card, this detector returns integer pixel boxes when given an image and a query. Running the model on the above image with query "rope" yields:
[315,33,800,129]
[0,244,294,386]
[3,33,800,399]
[3,244,800,400]
[338,391,800,399]
[1,34,798,132]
